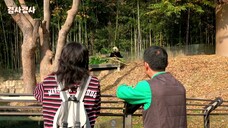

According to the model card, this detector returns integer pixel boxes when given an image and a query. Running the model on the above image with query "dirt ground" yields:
[96,54,228,100]
[1,54,227,99]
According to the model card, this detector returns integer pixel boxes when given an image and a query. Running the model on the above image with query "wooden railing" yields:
[0,93,228,128]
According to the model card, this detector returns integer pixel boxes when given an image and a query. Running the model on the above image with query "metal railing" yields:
[0,93,228,128]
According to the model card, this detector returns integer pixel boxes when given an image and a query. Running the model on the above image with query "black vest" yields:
[143,73,187,128]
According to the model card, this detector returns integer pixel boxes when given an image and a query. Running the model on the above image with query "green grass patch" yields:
[0,121,43,128]
[89,56,109,65]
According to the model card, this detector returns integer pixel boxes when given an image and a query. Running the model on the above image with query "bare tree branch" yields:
[41,0,51,50]
[4,0,34,34]
[18,0,35,26]
[44,0,51,30]
[39,0,53,80]
[33,19,40,41]
[4,0,23,29]
[52,0,81,71]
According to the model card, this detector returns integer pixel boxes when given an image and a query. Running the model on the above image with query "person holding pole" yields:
[116,46,187,128]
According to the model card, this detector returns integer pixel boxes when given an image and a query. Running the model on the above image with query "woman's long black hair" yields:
[55,42,89,89]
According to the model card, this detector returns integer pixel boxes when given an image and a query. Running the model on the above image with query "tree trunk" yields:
[199,19,202,44]
[149,30,152,46]
[134,27,137,57]
[4,0,83,92]
[131,25,133,56]
[85,19,88,46]
[79,20,82,43]
[114,0,120,46]
[4,0,40,93]
[185,8,190,54]
[0,11,9,68]
[216,3,228,57]
[137,0,142,58]
[21,19,39,92]
[40,0,81,79]
[159,32,162,46]
[90,32,95,55]
[39,0,53,80]
[14,23,19,69]
[21,36,37,92]
[179,22,182,45]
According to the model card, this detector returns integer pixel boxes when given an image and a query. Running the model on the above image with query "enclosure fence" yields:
[0,93,227,128]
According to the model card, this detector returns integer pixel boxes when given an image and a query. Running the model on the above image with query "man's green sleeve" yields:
[116,80,151,110]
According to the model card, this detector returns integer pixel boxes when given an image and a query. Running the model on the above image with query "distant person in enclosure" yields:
[109,46,123,58]
[34,42,101,128]
[116,46,187,128]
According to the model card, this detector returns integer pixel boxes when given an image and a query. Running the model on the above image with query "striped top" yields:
[34,74,101,128]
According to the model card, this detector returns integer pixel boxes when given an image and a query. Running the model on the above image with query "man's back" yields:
[144,73,187,128]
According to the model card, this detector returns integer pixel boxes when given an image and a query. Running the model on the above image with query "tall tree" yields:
[216,0,228,57]
[137,0,142,57]
[4,0,80,93]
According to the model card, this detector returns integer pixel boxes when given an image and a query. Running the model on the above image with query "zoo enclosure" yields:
[0,93,227,128]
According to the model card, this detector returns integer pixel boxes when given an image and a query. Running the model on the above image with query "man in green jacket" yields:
[116,46,187,128]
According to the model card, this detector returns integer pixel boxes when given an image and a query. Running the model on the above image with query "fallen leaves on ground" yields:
[97,55,228,100]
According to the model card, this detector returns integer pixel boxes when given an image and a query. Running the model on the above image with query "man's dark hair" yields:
[143,46,168,71]
[56,42,89,88]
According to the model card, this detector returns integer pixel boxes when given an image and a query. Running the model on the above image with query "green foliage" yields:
[100,48,111,54]
[147,0,187,17]
[147,0,214,17]
[89,56,109,65]
[0,121,43,128]
[94,27,114,52]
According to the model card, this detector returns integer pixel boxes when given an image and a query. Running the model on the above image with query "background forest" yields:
[0,0,215,71]
[1,1,228,127]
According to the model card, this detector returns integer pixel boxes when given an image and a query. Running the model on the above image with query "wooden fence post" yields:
[123,114,132,128]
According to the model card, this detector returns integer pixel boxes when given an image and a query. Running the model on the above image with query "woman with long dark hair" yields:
[34,42,101,128]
